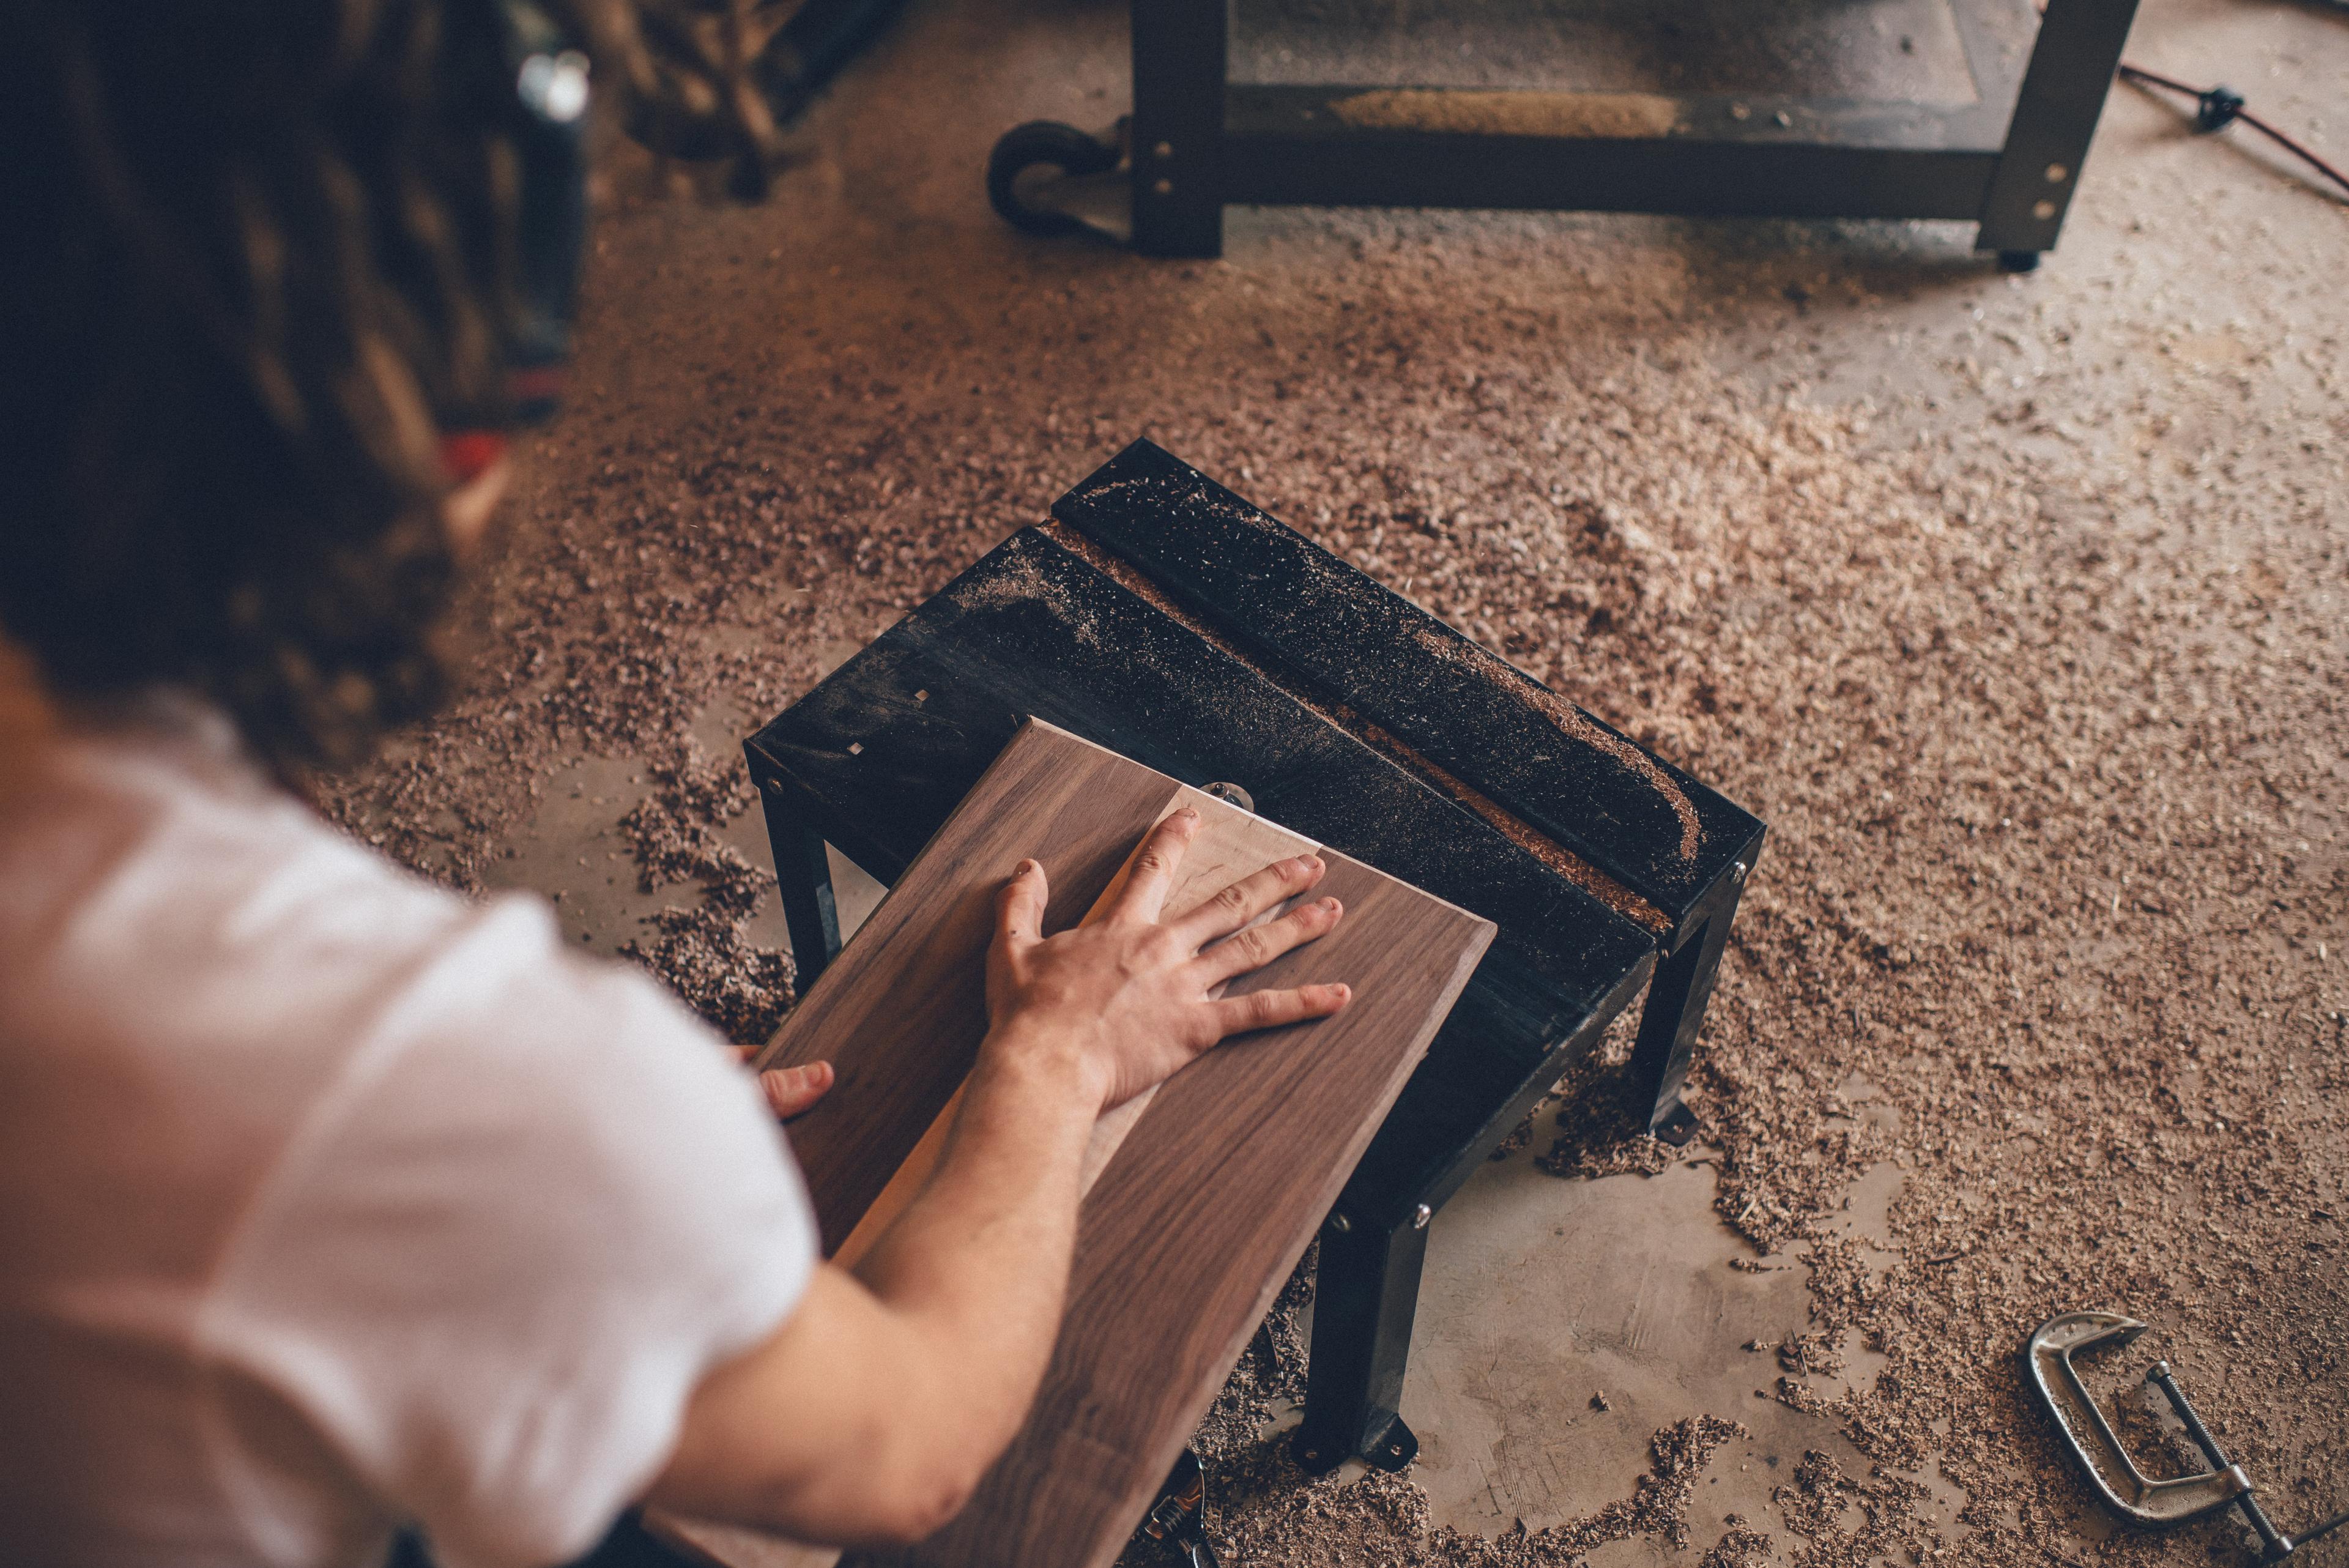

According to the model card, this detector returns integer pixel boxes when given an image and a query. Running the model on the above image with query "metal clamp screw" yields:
[1328,1212,1351,1234]
[1412,1203,1432,1230]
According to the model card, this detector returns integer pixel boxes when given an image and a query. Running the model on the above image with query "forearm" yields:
[648,1035,1103,1544]
[851,1029,1099,1458]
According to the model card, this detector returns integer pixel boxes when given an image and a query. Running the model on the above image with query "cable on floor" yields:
[2115,60,2349,199]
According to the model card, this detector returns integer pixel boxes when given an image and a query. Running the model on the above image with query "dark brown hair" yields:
[0,0,771,768]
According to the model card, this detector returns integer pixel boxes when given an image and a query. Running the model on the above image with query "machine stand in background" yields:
[989,0,2143,268]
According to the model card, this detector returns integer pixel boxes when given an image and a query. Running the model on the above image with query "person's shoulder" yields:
[2,696,460,953]
[195,881,814,1568]
[0,708,489,1132]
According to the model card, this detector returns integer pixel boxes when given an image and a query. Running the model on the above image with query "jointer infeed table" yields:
[744,439,1766,1474]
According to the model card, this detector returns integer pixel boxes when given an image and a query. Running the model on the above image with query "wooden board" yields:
[665,719,1493,1568]
[826,780,1314,1271]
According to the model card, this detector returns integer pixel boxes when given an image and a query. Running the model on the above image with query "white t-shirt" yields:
[0,699,819,1568]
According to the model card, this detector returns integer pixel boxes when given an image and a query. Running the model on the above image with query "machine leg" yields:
[1628,863,1751,1145]
[1130,0,1228,257]
[1294,1210,1430,1474]
[1975,0,2142,256]
[755,0,909,121]
[760,787,842,992]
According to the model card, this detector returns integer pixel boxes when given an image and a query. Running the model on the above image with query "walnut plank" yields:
[831,784,1319,1269]
[743,721,1172,1252]
[659,1520,838,1568]
[673,720,1493,1568]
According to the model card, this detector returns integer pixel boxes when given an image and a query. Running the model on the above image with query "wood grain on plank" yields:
[738,721,1164,1252]
[830,785,1319,1268]
[672,719,1493,1568]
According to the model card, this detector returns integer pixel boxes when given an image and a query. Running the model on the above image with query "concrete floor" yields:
[343,0,2348,1558]
[1400,1148,1913,1548]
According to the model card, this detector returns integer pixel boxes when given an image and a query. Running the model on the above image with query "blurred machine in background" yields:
[989,0,2143,269]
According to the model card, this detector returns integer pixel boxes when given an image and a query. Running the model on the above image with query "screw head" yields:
[1731,860,1748,884]
[1329,1212,1351,1234]
[2044,162,2069,183]
[2032,199,2057,220]
[1152,177,1173,196]
[1412,1203,1432,1230]
[1154,140,1174,159]
[1201,781,1254,812]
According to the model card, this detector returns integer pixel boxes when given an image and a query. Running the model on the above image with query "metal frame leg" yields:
[1975,0,2142,259]
[1290,968,1653,1471]
[760,786,842,992]
[1293,1211,1430,1474]
[1130,0,1227,257]
[1628,858,1753,1145]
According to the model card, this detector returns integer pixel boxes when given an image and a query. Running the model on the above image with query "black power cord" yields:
[2115,61,2349,199]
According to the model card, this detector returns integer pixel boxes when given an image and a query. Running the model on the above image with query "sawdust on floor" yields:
[311,0,2347,1558]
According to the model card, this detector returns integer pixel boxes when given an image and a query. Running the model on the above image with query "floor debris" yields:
[314,0,2346,1556]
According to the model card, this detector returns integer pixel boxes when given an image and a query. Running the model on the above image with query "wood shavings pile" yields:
[612,742,793,1042]
[316,42,2345,1560]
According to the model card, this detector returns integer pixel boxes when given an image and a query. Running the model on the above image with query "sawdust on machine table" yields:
[315,118,2343,1568]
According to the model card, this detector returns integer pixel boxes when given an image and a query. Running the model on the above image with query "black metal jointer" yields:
[750,441,1767,1485]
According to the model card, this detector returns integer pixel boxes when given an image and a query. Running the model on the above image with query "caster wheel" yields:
[988,121,1121,237]
[1997,249,2043,273]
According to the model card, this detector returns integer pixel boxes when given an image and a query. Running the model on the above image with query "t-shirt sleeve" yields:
[198,894,818,1568]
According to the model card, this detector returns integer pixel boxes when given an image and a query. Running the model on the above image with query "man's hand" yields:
[735,1049,834,1119]
[759,1060,833,1118]
[985,806,1352,1111]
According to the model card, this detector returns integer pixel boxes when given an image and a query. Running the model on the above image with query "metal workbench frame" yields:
[1119,0,2142,266]
[744,440,1767,1477]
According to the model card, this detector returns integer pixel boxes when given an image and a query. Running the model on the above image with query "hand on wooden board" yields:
[983,805,1354,1113]
[756,1058,834,1119]
[647,723,1494,1564]
[737,1047,834,1118]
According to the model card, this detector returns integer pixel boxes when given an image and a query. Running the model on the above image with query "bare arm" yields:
[640,1044,1097,1544]
[645,809,1352,1544]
